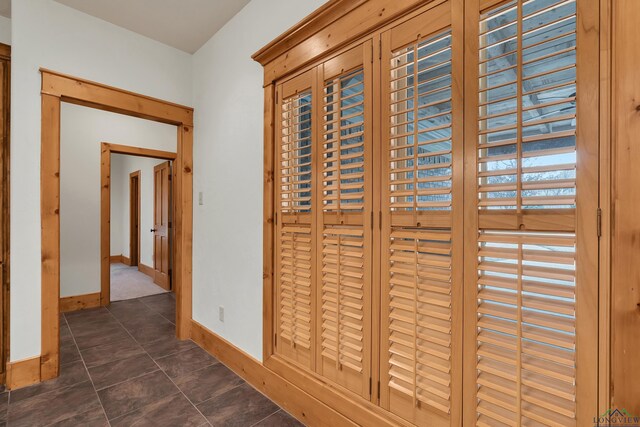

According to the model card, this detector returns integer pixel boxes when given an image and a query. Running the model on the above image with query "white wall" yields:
[60,104,176,298]
[111,154,169,268]
[0,16,10,45]
[11,0,191,360]
[191,0,325,360]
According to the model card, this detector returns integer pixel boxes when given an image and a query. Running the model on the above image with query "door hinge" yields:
[369,377,372,396]
[168,221,172,229]
[275,90,279,104]
[370,42,374,64]
[274,212,278,225]
[597,208,602,237]
[379,211,382,230]
[379,39,382,60]
[370,211,374,230]
[274,333,278,347]
[377,380,381,399]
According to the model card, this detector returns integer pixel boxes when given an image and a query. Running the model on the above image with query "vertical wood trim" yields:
[310,66,319,373]
[40,93,61,381]
[129,170,141,267]
[263,84,276,360]
[576,0,600,420]
[175,125,193,340]
[598,0,612,414]
[462,0,480,424]
[0,46,10,378]
[450,0,464,424]
[370,32,382,406]
[100,144,111,305]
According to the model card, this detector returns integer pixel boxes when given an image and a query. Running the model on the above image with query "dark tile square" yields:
[73,326,130,350]
[155,346,217,379]
[253,410,304,426]
[107,300,154,322]
[197,383,279,427]
[97,370,178,420]
[174,363,244,405]
[60,341,82,365]
[88,353,158,390]
[127,321,175,344]
[48,406,109,427]
[110,392,206,427]
[8,381,101,427]
[10,360,90,403]
[80,335,145,368]
[118,312,173,332]
[0,392,7,424]
[141,334,197,359]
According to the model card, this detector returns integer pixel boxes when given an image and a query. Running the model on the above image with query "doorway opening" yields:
[104,145,176,303]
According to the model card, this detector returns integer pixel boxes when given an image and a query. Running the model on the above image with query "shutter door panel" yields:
[466,0,598,425]
[316,43,372,398]
[275,69,316,370]
[381,2,462,425]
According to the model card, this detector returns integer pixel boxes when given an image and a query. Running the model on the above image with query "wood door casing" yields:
[129,171,140,267]
[153,161,171,290]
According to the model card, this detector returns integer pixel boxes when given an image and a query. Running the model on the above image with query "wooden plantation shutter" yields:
[263,0,600,424]
[316,43,373,397]
[379,1,463,425]
[275,70,317,369]
[464,0,599,425]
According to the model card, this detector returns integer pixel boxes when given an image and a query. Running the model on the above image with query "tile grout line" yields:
[137,295,176,326]
[248,409,283,427]
[61,312,114,427]
[106,300,213,426]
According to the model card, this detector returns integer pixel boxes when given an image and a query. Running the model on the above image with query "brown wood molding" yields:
[109,254,131,265]
[137,263,154,279]
[105,143,177,160]
[40,69,193,126]
[252,0,428,84]
[41,71,194,382]
[60,292,101,313]
[0,43,9,61]
[190,321,357,427]
[6,356,41,390]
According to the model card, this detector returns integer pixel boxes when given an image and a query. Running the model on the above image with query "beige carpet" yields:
[110,263,168,301]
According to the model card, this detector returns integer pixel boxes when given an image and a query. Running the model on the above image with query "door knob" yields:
[150,228,157,232]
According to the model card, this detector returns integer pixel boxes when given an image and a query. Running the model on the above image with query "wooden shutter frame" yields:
[258,0,604,426]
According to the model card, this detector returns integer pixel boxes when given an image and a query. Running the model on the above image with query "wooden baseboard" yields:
[191,321,356,427]
[60,292,101,313]
[6,356,41,390]
[110,254,131,266]
[138,263,154,278]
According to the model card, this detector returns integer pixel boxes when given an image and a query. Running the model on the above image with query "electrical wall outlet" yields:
[219,306,224,322]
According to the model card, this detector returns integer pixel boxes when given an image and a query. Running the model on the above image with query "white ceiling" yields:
[53,0,251,53]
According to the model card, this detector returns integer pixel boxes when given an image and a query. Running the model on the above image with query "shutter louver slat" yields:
[475,231,577,427]
[278,225,313,363]
[478,0,577,211]
[281,91,313,214]
[387,228,453,414]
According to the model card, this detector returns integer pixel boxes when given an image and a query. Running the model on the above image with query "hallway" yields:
[1,294,300,426]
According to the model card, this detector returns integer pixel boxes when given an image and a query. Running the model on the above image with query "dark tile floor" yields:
[0,293,303,427]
